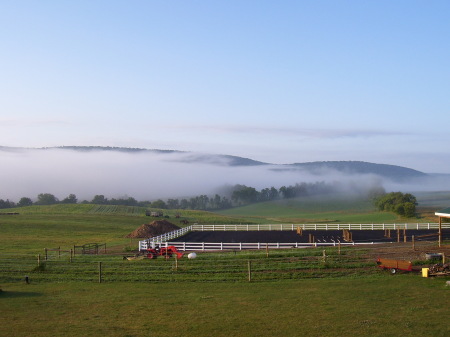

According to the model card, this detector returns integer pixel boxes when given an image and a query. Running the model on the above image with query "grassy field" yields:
[1,198,449,336]
[217,195,400,223]
[1,277,449,337]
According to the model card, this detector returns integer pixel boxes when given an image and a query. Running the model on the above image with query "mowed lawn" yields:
[1,276,449,337]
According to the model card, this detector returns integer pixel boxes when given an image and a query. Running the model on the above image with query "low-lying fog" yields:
[1,148,449,202]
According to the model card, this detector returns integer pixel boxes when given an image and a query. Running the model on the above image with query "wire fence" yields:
[1,240,446,283]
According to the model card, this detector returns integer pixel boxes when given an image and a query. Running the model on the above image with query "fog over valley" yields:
[1,147,449,202]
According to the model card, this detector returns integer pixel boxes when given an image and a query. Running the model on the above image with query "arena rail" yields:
[138,223,449,251]
[190,223,449,231]
[139,225,193,251]
[140,241,361,251]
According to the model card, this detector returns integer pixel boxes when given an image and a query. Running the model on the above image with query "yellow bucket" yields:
[422,268,429,278]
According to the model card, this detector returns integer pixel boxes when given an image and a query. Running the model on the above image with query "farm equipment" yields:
[428,263,450,276]
[376,258,413,274]
[145,245,184,259]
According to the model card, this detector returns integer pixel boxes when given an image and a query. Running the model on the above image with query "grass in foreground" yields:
[1,276,449,337]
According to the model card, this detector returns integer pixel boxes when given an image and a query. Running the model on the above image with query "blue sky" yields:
[1,1,449,172]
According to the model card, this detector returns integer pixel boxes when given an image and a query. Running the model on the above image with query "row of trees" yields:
[373,192,417,217]
[230,182,336,205]
[1,182,333,210]
[0,193,144,209]
[1,183,417,217]
[0,193,71,209]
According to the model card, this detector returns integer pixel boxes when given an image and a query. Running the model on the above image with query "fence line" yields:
[138,241,362,251]
[191,223,449,231]
[139,226,192,251]
[139,223,449,251]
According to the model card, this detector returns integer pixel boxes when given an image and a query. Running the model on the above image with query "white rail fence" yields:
[191,223,449,231]
[138,223,449,251]
[141,241,362,252]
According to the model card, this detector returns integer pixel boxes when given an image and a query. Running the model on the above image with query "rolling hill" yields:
[7,145,429,180]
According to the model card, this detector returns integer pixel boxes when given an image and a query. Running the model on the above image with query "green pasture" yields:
[217,195,399,223]
[0,205,253,253]
[1,200,449,336]
[1,277,449,337]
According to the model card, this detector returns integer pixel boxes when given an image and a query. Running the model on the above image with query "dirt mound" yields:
[126,220,180,238]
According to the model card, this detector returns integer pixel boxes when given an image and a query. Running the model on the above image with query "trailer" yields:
[376,258,413,274]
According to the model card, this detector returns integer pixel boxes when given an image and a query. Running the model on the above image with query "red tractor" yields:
[146,245,184,259]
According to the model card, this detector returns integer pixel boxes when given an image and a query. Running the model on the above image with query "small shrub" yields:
[32,263,46,272]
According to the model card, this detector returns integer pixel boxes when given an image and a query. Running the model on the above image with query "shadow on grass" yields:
[0,290,43,298]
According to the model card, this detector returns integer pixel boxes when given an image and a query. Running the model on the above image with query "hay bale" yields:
[125,220,180,238]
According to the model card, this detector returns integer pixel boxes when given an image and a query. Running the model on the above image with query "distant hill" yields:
[1,145,429,181]
[284,161,427,181]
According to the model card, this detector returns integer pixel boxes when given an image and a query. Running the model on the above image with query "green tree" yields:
[61,194,77,204]
[36,193,58,205]
[374,192,417,217]
[167,199,180,209]
[91,195,108,204]
[150,199,167,209]
[231,185,259,205]
[0,199,15,208]
[403,202,416,217]
[18,197,33,207]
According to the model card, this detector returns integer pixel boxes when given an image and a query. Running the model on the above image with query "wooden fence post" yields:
[248,261,252,282]
[44,248,48,261]
[338,242,341,255]
[439,217,442,248]
[266,243,269,258]
[37,254,40,266]
[412,235,415,250]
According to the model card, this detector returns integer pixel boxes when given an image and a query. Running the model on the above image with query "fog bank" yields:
[1,148,448,202]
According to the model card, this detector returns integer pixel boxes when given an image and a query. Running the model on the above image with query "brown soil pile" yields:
[126,220,181,238]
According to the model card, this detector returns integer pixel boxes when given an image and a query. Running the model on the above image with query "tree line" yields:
[0,182,341,210]
[2,182,414,215]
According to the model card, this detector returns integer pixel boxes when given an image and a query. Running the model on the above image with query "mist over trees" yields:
[0,180,389,212]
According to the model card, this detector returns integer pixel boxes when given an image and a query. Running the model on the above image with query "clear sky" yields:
[1,1,449,173]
